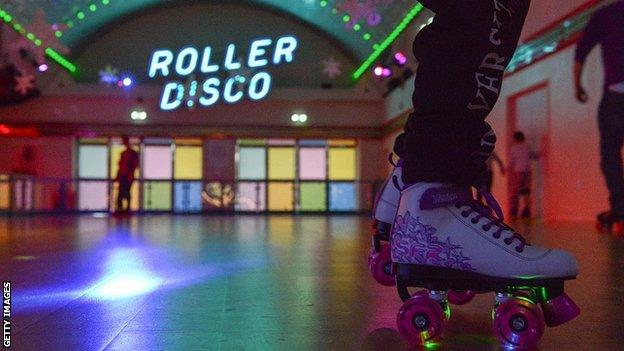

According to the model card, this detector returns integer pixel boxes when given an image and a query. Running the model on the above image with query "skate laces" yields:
[388,153,398,167]
[455,190,528,253]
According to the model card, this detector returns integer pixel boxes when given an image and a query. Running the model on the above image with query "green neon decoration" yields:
[46,48,77,73]
[352,3,424,80]
[0,6,78,74]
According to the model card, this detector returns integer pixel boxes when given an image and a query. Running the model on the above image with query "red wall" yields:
[488,44,605,221]
[520,0,596,41]
[0,136,74,178]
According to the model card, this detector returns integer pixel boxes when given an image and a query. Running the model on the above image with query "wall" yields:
[488,45,605,221]
[0,136,74,178]
[520,0,597,41]
[203,139,236,181]
[0,85,383,138]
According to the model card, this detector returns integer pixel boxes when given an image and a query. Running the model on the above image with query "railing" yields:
[507,0,613,73]
[0,174,384,215]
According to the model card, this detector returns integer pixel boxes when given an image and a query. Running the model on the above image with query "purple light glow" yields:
[38,63,49,72]
[394,52,408,65]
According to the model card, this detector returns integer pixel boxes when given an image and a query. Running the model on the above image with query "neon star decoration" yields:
[98,65,119,85]
[322,57,342,79]
[14,75,36,96]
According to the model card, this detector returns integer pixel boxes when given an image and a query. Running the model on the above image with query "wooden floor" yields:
[0,214,622,350]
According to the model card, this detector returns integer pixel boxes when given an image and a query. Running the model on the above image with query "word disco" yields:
[148,35,298,110]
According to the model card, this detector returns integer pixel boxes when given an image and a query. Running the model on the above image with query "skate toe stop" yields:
[542,293,580,327]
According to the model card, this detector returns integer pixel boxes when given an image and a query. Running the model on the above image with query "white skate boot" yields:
[369,161,482,306]
[368,156,403,287]
[392,182,580,348]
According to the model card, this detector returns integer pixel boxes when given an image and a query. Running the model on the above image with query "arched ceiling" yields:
[0,0,424,78]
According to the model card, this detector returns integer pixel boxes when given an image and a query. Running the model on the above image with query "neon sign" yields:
[148,35,298,111]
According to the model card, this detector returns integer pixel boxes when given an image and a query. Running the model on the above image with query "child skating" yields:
[509,131,538,219]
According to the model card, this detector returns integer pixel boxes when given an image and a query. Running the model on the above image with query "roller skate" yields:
[368,155,403,287]
[368,159,479,305]
[391,183,580,348]
[595,211,624,236]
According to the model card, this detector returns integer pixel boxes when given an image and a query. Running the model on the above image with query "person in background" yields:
[509,131,538,219]
[115,136,139,213]
[574,0,624,224]
[477,151,505,203]
[12,145,37,176]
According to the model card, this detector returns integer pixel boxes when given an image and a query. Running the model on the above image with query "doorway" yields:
[507,81,551,219]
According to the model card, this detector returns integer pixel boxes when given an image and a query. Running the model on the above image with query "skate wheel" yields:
[447,290,476,305]
[613,222,624,236]
[397,293,445,346]
[368,243,395,286]
[493,297,545,349]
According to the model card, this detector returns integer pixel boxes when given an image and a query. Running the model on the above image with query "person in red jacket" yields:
[115,137,139,213]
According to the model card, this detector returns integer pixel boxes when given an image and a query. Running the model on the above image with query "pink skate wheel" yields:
[493,297,545,349]
[397,293,445,346]
[368,243,395,286]
[541,293,580,327]
[447,290,476,305]
[614,222,624,237]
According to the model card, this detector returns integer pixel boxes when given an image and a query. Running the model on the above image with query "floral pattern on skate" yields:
[392,211,476,271]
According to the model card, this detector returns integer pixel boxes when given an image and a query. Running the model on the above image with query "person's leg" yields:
[518,172,531,218]
[116,181,124,212]
[598,92,624,213]
[390,0,580,340]
[390,3,580,338]
[118,180,131,212]
[509,172,520,218]
[400,0,530,185]
[126,181,134,212]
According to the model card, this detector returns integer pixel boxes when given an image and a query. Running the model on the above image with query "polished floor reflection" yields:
[0,215,622,350]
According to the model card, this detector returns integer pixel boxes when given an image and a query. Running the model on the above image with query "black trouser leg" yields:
[398,0,530,185]
[118,180,132,212]
[598,92,624,212]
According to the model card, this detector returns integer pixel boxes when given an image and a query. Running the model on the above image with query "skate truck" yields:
[368,155,477,305]
[388,183,580,349]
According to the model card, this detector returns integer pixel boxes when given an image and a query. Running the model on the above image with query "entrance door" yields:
[508,82,550,219]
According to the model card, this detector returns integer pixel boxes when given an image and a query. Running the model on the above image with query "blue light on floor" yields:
[91,249,163,300]
[92,273,162,300]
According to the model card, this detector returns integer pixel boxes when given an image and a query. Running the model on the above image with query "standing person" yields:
[508,131,537,218]
[387,2,579,345]
[115,137,139,213]
[477,150,505,203]
[574,1,624,225]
